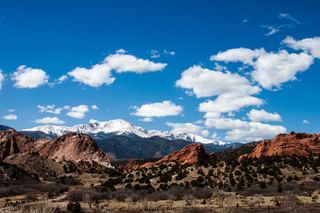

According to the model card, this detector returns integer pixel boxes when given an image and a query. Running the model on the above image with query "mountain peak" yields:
[23,119,224,145]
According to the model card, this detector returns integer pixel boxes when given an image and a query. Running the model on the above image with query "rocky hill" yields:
[35,132,111,168]
[0,129,112,168]
[240,132,320,159]
[0,129,35,161]
[124,143,216,171]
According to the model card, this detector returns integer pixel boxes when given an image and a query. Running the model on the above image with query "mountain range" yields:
[21,119,238,160]
[22,119,225,145]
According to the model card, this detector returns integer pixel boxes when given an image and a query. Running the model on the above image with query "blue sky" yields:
[1,0,320,143]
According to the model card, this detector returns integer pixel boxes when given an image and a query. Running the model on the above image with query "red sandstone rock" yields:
[240,132,320,160]
[124,143,216,171]
[0,129,111,167]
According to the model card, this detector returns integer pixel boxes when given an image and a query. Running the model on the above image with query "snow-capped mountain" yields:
[23,119,225,145]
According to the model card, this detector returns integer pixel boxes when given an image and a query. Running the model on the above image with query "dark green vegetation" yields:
[99,154,320,196]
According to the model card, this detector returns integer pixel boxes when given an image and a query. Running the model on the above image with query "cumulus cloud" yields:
[0,70,5,90]
[68,64,115,87]
[37,105,65,114]
[34,117,64,124]
[133,100,182,119]
[12,65,49,88]
[105,53,167,73]
[68,53,167,87]
[283,36,320,59]
[66,105,89,119]
[247,109,282,122]
[205,117,286,142]
[199,94,263,118]
[211,48,265,65]
[225,122,286,142]
[212,47,314,90]
[176,65,260,98]
[252,50,313,89]
[167,122,209,137]
[3,114,17,120]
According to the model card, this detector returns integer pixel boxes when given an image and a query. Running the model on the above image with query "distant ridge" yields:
[23,119,225,145]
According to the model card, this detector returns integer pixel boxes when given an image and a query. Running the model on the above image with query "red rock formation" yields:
[240,132,320,159]
[35,133,111,168]
[0,129,112,168]
[0,129,35,160]
[124,143,216,171]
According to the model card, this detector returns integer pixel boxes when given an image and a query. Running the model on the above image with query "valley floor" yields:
[1,192,320,212]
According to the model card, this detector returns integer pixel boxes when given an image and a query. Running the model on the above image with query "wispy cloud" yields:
[262,25,280,36]
[279,13,300,24]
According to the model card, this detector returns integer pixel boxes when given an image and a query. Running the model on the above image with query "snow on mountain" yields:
[23,119,225,145]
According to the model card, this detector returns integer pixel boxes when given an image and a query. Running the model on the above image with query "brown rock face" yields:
[154,143,214,165]
[35,133,111,168]
[124,143,215,171]
[0,129,112,168]
[0,129,35,160]
[240,132,320,159]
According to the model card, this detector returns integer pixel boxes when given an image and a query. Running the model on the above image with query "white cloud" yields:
[167,122,209,137]
[34,117,64,124]
[91,105,99,110]
[68,53,167,87]
[247,109,282,122]
[105,53,167,73]
[211,48,265,65]
[278,13,300,24]
[199,94,263,118]
[262,25,280,36]
[58,75,68,83]
[133,100,182,118]
[141,117,153,122]
[164,49,176,56]
[68,64,115,87]
[0,70,5,90]
[302,120,310,124]
[211,44,315,90]
[176,65,261,98]
[225,122,286,142]
[205,117,286,142]
[205,117,248,129]
[150,50,160,59]
[252,50,314,89]
[37,105,64,114]
[66,105,89,119]
[283,36,320,59]
[115,49,127,54]
[12,65,49,88]
[3,114,17,120]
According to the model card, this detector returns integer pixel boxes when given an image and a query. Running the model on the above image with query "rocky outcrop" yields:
[0,129,35,161]
[35,133,112,168]
[124,143,216,171]
[240,132,320,159]
[0,129,112,168]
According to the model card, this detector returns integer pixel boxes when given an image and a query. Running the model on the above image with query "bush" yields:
[67,201,81,213]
